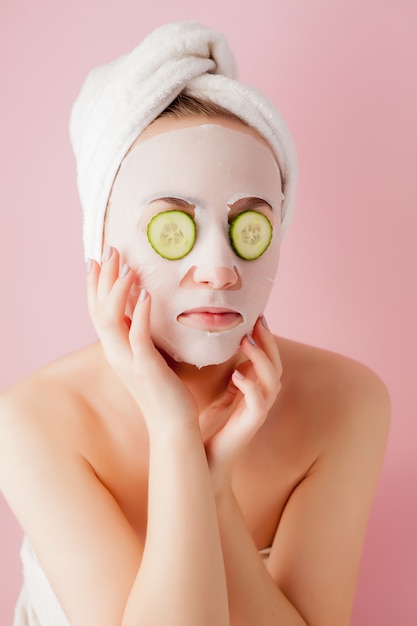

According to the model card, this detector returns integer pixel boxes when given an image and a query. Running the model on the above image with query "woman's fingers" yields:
[86,248,137,362]
[205,320,283,474]
[129,289,157,359]
[96,245,120,301]
[231,370,267,424]
[253,316,283,378]
[206,371,267,472]
[86,257,100,317]
[239,329,281,410]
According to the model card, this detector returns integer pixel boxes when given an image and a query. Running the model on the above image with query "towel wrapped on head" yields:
[69,21,298,261]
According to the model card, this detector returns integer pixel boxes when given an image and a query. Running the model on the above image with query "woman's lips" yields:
[177,308,243,331]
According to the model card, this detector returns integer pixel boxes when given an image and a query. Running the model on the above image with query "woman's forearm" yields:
[215,487,307,626]
[122,423,229,626]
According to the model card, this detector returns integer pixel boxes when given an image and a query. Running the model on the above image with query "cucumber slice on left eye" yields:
[229,210,273,260]
[147,210,196,260]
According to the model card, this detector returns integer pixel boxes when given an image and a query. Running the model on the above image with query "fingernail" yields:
[139,288,148,302]
[86,259,93,273]
[261,315,269,330]
[247,334,257,346]
[102,244,112,262]
[233,369,244,380]
[119,263,129,278]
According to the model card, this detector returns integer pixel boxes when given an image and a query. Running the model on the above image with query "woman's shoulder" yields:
[275,335,391,429]
[0,343,106,449]
[264,336,391,500]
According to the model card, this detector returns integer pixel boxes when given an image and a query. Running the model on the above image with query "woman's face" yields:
[105,116,283,368]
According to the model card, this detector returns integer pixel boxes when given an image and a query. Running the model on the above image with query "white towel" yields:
[13,537,70,626]
[13,535,273,625]
[70,21,298,261]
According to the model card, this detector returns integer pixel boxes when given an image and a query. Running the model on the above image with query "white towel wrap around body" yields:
[13,536,271,624]
[13,537,69,626]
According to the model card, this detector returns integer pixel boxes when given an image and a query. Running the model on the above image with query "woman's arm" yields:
[87,249,229,626]
[0,387,144,626]
[206,329,390,626]
[215,488,308,625]
[124,423,228,626]
[202,319,308,625]
[0,387,227,626]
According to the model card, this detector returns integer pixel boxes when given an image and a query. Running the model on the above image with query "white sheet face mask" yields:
[106,122,283,367]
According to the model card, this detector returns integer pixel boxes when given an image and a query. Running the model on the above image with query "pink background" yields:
[1,1,416,623]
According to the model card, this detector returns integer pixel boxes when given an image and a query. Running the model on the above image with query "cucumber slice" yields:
[147,210,196,260]
[229,210,273,260]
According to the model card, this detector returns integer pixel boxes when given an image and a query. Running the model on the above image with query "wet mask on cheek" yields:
[106,124,283,367]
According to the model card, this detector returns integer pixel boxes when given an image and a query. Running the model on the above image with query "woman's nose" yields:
[190,264,240,289]
[180,228,241,289]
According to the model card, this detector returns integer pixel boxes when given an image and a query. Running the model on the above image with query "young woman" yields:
[0,22,390,626]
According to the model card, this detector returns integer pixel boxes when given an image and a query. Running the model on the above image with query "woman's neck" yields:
[160,349,242,412]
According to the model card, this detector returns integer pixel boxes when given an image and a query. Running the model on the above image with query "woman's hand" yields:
[202,317,283,489]
[87,247,198,434]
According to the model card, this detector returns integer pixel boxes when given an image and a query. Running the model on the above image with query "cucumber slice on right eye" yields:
[229,210,273,260]
[147,210,196,260]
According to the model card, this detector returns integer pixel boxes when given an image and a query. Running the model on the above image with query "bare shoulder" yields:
[0,343,99,418]
[0,344,104,485]
[275,335,391,442]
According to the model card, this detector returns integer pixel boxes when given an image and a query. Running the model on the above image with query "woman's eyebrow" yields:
[228,197,274,212]
[147,196,196,209]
